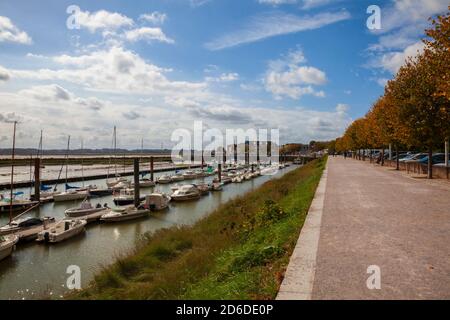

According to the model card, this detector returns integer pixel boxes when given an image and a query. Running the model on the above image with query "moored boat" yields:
[65,199,108,217]
[0,193,39,213]
[170,173,185,182]
[171,185,201,201]
[157,175,172,184]
[182,170,197,180]
[100,206,150,222]
[0,235,19,261]
[53,190,89,202]
[144,193,171,211]
[0,216,55,236]
[36,219,87,243]
[113,188,145,206]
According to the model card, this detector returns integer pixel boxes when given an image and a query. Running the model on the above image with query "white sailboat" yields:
[106,126,130,188]
[52,136,89,202]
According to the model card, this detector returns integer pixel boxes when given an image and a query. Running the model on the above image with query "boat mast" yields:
[9,121,17,224]
[114,126,117,177]
[81,139,84,187]
[65,135,71,187]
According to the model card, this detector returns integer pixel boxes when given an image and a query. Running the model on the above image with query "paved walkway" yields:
[279,157,450,300]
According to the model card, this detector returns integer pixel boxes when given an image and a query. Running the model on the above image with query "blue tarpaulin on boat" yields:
[65,184,80,190]
[40,184,52,191]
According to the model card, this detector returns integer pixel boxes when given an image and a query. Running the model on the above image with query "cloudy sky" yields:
[0,0,447,149]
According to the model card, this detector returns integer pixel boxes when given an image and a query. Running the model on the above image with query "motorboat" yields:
[194,169,208,178]
[106,176,129,188]
[0,235,19,261]
[89,188,113,197]
[157,175,172,184]
[182,170,197,180]
[113,188,145,206]
[171,184,182,192]
[0,216,55,236]
[100,206,150,222]
[138,178,156,188]
[170,173,185,182]
[36,219,87,243]
[144,193,171,211]
[171,185,201,201]
[0,193,39,213]
[111,181,131,190]
[194,184,211,195]
[211,182,223,191]
[232,175,244,183]
[65,199,109,218]
[53,190,89,202]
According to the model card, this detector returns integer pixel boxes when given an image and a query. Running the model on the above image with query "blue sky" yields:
[0,0,448,149]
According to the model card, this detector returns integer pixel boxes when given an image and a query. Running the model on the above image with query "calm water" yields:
[0,166,296,299]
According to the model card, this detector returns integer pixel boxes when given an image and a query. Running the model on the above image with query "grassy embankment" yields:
[73,157,327,300]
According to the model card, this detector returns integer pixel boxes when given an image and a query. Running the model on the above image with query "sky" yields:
[0,0,448,150]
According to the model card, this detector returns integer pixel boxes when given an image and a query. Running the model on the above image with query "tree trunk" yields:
[396,145,399,170]
[381,149,385,166]
[427,146,432,179]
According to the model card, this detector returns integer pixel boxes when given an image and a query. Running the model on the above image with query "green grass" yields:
[70,157,327,300]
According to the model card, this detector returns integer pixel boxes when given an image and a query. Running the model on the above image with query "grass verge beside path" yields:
[72,157,327,300]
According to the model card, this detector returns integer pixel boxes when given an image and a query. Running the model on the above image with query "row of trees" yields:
[335,7,450,178]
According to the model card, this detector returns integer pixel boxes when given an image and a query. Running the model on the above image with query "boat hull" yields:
[171,194,201,201]
[0,236,18,261]
[100,210,149,222]
[113,197,145,206]
[53,192,88,202]
[65,207,107,218]
[37,221,87,243]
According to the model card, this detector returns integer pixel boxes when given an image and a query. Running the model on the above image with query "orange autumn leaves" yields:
[336,7,450,152]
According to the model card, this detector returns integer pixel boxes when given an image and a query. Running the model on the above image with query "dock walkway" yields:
[278,157,450,299]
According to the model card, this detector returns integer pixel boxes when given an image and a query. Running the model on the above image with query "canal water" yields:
[0,166,296,299]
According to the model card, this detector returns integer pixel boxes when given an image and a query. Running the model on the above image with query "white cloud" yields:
[302,0,337,9]
[0,66,10,81]
[74,9,134,33]
[19,84,106,110]
[372,41,425,74]
[206,72,239,82]
[258,0,296,5]
[10,46,204,96]
[264,48,327,99]
[0,16,32,44]
[336,103,349,114]
[190,0,211,7]
[367,0,447,74]
[124,27,174,44]
[139,12,167,25]
[205,10,351,50]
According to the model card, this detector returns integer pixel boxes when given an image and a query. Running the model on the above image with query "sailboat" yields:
[52,136,89,202]
[31,130,60,201]
[0,122,38,215]
[106,126,129,188]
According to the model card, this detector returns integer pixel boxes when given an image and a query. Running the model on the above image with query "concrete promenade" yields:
[278,156,450,299]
